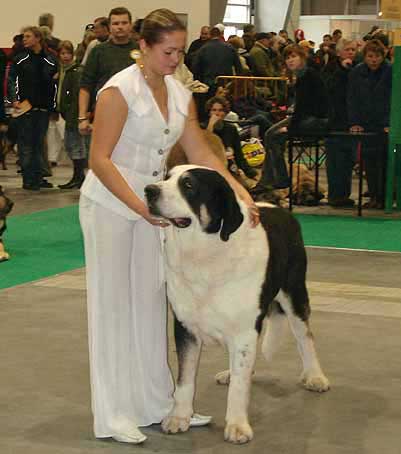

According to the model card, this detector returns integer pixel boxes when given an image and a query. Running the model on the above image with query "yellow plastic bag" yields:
[241,138,265,167]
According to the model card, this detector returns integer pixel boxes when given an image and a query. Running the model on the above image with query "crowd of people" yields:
[0,13,394,206]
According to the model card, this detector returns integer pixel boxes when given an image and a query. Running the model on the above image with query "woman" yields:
[325,38,358,207]
[253,44,328,193]
[57,41,90,189]
[79,8,258,445]
[348,39,392,208]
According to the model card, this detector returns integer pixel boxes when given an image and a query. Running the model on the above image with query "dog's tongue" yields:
[172,218,192,228]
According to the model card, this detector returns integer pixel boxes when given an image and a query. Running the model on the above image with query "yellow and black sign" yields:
[380,0,401,20]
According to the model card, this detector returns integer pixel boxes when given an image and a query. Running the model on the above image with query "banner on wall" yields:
[380,0,401,20]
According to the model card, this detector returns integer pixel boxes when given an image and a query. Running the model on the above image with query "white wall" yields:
[256,0,292,32]
[0,1,209,48]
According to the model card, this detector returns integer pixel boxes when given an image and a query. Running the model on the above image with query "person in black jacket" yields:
[7,26,58,190]
[192,27,242,95]
[253,44,328,192]
[347,39,392,208]
[325,38,358,207]
[0,49,7,124]
[184,26,210,71]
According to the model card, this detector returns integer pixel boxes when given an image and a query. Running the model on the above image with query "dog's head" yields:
[145,165,244,241]
[0,186,14,219]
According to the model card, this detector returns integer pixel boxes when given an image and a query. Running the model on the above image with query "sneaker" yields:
[40,179,54,189]
[189,413,212,427]
[112,432,147,444]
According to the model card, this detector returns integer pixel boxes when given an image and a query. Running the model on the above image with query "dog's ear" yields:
[219,181,244,242]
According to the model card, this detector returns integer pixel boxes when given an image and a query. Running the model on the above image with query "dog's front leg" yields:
[224,331,258,444]
[162,316,202,434]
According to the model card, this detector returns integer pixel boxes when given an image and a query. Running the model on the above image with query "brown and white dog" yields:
[145,165,330,444]
[0,186,14,261]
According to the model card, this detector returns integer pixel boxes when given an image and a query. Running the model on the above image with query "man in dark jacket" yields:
[192,27,242,94]
[185,26,210,71]
[8,26,57,190]
[325,39,358,207]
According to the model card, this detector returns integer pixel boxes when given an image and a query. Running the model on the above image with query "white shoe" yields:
[189,413,212,427]
[112,432,147,444]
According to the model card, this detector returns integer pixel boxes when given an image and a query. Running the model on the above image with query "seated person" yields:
[253,44,328,192]
[203,96,258,180]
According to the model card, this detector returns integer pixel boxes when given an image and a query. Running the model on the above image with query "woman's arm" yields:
[89,87,167,226]
[179,100,259,226]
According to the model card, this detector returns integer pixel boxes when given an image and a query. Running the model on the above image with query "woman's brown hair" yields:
[58,40,74,55]
[363,39,386,57]
[282,44,307,61]
[141,8,186,45]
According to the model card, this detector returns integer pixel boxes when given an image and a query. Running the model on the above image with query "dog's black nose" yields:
[145,184,161,201]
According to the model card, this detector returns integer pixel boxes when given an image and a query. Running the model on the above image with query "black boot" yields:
[58,159,85,189]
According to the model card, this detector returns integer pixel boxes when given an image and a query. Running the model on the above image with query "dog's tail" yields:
[261,302,288,362]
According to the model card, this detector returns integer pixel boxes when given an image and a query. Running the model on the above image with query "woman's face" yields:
[285,52,305,71]
[364,51,384,71]
[59,49,74,65]
[141,30,186,76]
[209,102,226,120]
[339,43,357,62]
[23,31,41,50]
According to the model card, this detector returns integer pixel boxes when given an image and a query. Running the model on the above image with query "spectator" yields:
[227,36,250,73]
[253,44,328,192]
[294,28,305,43]
[204,96,257,179]
[57,41,90,189]
[0,49,6,124]
[78,6,138,136]
[325,39,358,207]
[185,26,210,70]
[332,29,342,44]
[249,32,275,76]
[75,28,96,65]
[81,17,110,66]
[7,26,58,190]
[242,23,256,52]
[38,12,61,51]
[316,34,336,68]
[192,26,242,94]
[348,39,392,209]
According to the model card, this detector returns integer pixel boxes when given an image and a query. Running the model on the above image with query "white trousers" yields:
[79,196,174,437]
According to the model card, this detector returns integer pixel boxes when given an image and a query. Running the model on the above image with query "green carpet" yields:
[0,205,84,290]
[0,206,400,290]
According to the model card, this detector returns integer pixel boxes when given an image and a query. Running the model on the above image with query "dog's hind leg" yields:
[162,316,202,434]
[261,301,288,363]
[224,330,257,444]
[277,289,330,392]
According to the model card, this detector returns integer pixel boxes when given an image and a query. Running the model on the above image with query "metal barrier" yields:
[216,75,288,103]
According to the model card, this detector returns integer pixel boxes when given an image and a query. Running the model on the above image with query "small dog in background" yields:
[0,120,18,170]
[0,185,14,262]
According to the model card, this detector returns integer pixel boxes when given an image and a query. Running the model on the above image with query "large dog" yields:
[144,165,329,444]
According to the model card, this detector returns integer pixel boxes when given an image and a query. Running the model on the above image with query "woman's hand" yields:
[140,204,170,228]
[234,183,260,228]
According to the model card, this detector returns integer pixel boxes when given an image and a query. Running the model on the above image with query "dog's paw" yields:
[301,371,330,392]
[161,415,190,434]
[224,422,253,444]
[215,369,230,385]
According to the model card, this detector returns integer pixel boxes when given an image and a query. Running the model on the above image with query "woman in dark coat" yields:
[254,44,328,192]
[325,38,358,207]
[347,39,392,208]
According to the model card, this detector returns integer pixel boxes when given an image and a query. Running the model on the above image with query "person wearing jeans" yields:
[7,26,57,190]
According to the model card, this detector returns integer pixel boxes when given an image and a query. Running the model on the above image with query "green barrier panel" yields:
[386,46,401,212]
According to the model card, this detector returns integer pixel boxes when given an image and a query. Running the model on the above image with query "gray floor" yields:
[1,157,401,453]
